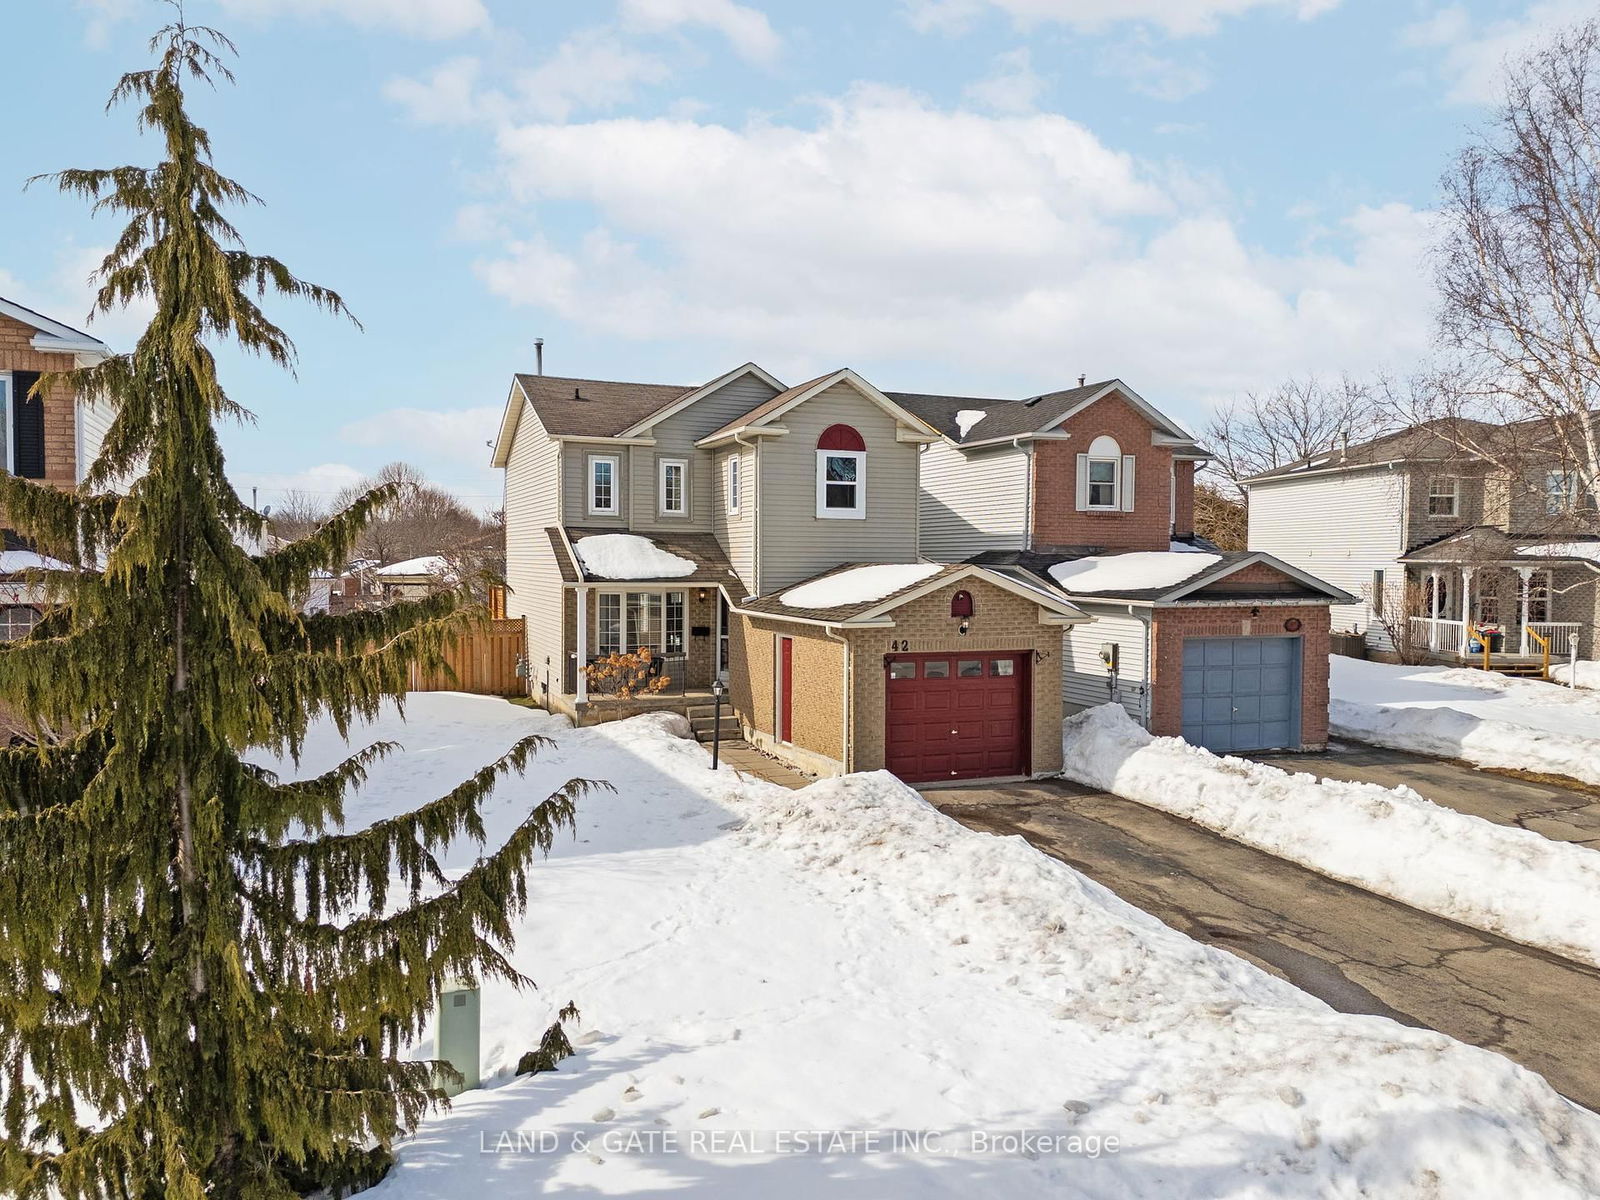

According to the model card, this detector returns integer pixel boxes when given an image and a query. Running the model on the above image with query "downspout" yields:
[825,623,850,774]
[1129,603,1152,730]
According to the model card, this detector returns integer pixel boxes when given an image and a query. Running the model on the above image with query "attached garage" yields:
[1180,635,1301,753]
[885,652,1028,782]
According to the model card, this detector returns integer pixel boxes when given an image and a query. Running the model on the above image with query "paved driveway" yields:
[924,776,1600,1112]
[1252,740,1600,846]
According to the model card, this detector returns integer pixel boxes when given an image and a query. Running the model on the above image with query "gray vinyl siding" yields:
[501,402,566,695]
[755,381,921,592]
[917,439,1030,560]
[1062,607,1148,721]
[712,444,757,594]
[1248,467,1408,646]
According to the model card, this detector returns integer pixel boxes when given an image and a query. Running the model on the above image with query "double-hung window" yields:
[1086,459,1118,509]
[815,424,867,519]
[588,455,620,516]
[659,458,687,517]
[1547,469,1581,516]
[595,590,686,657]
[727,454,741,514]
[1427,476,1459,517]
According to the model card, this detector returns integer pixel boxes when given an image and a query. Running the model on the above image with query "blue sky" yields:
[0,0,1588,510]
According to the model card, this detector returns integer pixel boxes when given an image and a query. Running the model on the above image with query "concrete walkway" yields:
[1252,740,1600,846]
[708,739,814,790]
[924,777,1600,1112]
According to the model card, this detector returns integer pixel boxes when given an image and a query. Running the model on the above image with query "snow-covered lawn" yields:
[1330,657,1600,786]
[1552,660,1600,691]
[256,694,1600,1198]
[1061,704,1600,969]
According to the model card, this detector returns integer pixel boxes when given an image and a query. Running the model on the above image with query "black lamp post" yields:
[711,677,726,770]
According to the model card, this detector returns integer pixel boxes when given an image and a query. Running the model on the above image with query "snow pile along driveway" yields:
[1330,657,1600,786]
[1061,704,1600,968]
[265,696,1600,1198]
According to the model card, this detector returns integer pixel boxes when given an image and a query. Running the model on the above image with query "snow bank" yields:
[1330,657,1600,786]
[1552,660,1600,690]
[1062,704,1600,967]
[781,563,940,608]
[1049,551,1219,594]
[574,533,697,580]
[263,695,1600,1198]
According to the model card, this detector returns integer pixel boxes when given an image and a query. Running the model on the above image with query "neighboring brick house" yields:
[1246,421,1600,665]
[900,380,1352,753]
[493,363,1089,782]
[0,297,113,639]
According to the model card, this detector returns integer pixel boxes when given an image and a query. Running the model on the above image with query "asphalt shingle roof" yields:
[516,374,695,438]
[559,527,743,587]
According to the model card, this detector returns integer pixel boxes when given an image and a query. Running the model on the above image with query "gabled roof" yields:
[617,362,786,437]
[968,548,1355,605]
[0,296,110,356]
[735,560,1089,626]
[516,374,696,439]
[889,378,1207,452]
[698,368,942,445]
[1243,420,1506,484]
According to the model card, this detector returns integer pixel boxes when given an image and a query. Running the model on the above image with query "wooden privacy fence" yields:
[408,616,526,697]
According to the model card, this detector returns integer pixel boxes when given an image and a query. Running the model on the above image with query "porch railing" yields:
[581,652,689,698]
[1408,616,1466,652]
[1407,616,1580,659]
[1525,622,1582,658]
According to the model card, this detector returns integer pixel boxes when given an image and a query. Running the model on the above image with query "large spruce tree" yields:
[0,14,590,1198]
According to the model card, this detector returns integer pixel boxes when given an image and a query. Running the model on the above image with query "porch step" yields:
[691,715,743,743]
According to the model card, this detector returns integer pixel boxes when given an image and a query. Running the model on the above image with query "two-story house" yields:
[0,296,112,636]
[493,363,1092,783]
[1246,421,1599,665]
[898,380,1353,754]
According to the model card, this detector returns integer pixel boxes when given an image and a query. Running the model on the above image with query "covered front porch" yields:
[1405,561,1581,674]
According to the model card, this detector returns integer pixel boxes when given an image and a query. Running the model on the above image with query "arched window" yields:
[0,606,39,642]
[816,425,866,518]
[1081,435,1126,511]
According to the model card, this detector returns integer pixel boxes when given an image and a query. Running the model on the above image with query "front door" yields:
[778,636,794,742]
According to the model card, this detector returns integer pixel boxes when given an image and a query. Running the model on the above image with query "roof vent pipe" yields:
[535,337,544,375]
[573,387,584,401]
[1078,374,1086,387]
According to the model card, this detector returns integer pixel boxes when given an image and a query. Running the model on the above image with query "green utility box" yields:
[435,980,481,1097]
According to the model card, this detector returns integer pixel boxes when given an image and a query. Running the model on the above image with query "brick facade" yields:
[1148,594,1331,751]
[1172,459,1195,538]
[1030,391,1177,552]
[727,613,846,772]
[0,313,83,487]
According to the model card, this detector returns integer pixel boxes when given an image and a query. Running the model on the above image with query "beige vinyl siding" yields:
[562,446,630,527]
[1248,468,1407,644]
[75,396,114,483]
[501,402,566,693]
[755,382,922,592]
[713,445,757,594]
[917,439,1030,560]
[1062,607,1147,721]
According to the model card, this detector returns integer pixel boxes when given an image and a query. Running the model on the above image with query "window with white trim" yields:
[1527,570,1552,624]
[1547,469,1581,516]
[817,450,864,517]
[1427,476,1459,517]
[726,454,741,513]
[588,454,620,515]
[0,605,38,642]
[1085,435,1121,510]
[659,458,687,516]
[595,590,685,657]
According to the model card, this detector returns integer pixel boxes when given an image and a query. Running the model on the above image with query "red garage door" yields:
[885,653,1029,783]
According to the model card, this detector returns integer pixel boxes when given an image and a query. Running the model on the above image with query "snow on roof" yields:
[376,554,451,577]
[1516,542,1600,563]
[573,533,696,580]
[955,409,988,438]
[0,550,70,574]
[780,563,941,609]
[1049,551,1221,594]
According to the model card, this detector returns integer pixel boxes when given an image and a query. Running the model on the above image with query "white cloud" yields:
[0,246,154,353]
[1096,37,1211,100]
[1402,0,1594,105]
[217,0,489,39]
[472,87,1434,406]
[384,29,671,125]
[904,0,1339,38]
[619,0,782,63]
[340,405,504,471]
[963,48,1048,113]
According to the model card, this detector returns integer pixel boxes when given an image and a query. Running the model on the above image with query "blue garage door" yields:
[1181,636,1301,753]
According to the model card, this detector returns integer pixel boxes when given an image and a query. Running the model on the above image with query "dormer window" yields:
[816,424,866,519]
[1077,435,1133,512]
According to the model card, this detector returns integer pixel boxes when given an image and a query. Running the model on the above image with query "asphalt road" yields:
[924,772,1600,1112]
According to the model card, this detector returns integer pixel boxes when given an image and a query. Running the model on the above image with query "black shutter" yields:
[11,371,43,479]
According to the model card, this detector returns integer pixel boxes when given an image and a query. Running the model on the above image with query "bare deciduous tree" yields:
[1202,375,1389,501]
[1193,480,1248,550]
[1407,20,1600,536]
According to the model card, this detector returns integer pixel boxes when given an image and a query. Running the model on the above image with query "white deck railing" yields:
[1526,622,1582,658]
[1406,616,1581,658]
[1408,616,1466,652]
